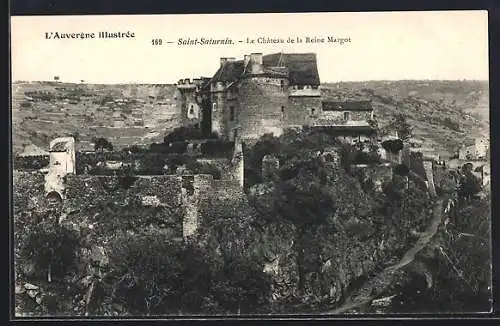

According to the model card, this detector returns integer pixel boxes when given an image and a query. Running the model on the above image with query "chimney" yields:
[220,57,228,67]
[244,55,251,67]
[250,53,263,74]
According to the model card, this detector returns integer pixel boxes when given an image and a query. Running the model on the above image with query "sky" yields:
[11,11,489,84]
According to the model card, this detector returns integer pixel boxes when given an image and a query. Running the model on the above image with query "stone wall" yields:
[12,171,46,214]
[312,110,372,126]
[63,175,184,213]
[13,169,248,241]
[237,77,288,139]
[177,88,201,126]
[286,97,321,127]
[211,91,228,138]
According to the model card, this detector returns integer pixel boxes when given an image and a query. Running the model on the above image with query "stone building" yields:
[176,52,377,142]
[174,78,211,128]
[177,53,322,141]
[458,138,489,160]
[45,137,76,199]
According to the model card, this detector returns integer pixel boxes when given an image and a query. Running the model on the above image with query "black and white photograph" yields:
[10,11,492,317]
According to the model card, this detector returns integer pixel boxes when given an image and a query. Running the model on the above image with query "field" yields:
[11,80,489,156]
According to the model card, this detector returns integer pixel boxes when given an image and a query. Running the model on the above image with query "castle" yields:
[17,52,474,244]
[175,52,376,142]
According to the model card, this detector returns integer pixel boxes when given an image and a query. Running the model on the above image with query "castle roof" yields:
[211,53,320,86]
[322,100,373,111]
[263,53,320,85]
[211,61,245,84]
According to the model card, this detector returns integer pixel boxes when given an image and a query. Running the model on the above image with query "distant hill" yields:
[11,80,489,156]
[11,81,181,155]
[322,80,489,156]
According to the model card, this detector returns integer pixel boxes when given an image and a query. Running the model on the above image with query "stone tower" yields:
[44,137,76,199]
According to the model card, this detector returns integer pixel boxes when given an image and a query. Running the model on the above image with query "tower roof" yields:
[211,53,320,86]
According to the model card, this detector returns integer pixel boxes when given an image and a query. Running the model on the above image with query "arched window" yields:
[344,112,350,121]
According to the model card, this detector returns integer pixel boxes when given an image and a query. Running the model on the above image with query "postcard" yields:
[10,11,491,317]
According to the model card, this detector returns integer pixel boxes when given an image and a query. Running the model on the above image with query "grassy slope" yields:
[322,80,489,156]
[11,80,489,156]
[11,81,181,155]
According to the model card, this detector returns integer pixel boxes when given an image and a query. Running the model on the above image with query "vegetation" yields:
[93,138,113,152]
[13,93,491,315]
[13,155,50,170]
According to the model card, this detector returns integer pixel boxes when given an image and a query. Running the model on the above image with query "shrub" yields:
[106,235,211,314]
[19,219,80,281]
[13,155,50,170]
[164,125,203,143]
[441,117,461,132]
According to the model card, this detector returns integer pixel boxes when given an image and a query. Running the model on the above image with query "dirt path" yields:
[322,198,447,314]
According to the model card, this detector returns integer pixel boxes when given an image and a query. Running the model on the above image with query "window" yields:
[189,104,194,115]
[344,112,350,121]
[230,106,235,121]
[212,103,217,112]
[281,106,285,119]
[280,80,285,91]
[311,108,316,115]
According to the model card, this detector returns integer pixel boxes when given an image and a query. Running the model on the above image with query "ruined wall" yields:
[423,161,437,196]
[63,175,183,212]
[211,91,228,138]
[182,174,214,240]
[13,171,46,214]
[177,88,201,126]
[312,110,372,126]
[286,97,321,127]
[237,77,288,139]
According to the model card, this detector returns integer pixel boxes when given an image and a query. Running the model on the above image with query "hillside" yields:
[11,81,181,155]
[11,80,489,156]
[322,80,489,156]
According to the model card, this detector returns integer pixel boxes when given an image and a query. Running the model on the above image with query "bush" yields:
[106,234,187,314]
[105,232,271,315]
[164,125,203,143]
[93,138,113,152]
[200,141,234,158]
[441,117,461,132]
[13,155,50,170]
[19,219,80,281]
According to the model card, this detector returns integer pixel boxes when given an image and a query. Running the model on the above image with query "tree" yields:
[211,255,272,314]
[19,218,80,283]
[458,171,482,201]
[164,125,204,143]
[93,137,113,152]
[389,114,412,141]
